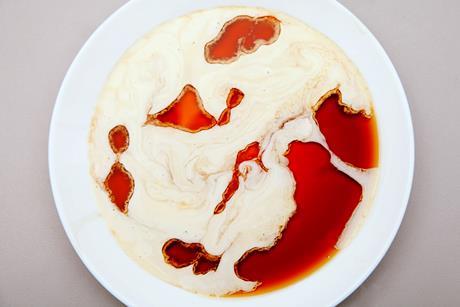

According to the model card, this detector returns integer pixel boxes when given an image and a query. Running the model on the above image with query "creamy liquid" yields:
[89,6,378,296]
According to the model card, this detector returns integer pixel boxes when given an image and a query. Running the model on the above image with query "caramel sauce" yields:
[217,109,231,126]
[108,125,129,154]
[226,88,245,109]
[146,85,244,132]
[205,15,281,64]
[162,239,221,275]
[314,91,379,169]
[214,142,266,214]
[103,161,134,213]
[234,142,364,293]
[145,84,217,133]
[193,253,221,275]
[103,125,134,213]
[217,88,244,126]
[110,84,379,292]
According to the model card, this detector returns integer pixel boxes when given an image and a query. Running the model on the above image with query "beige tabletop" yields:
[1,0,459,306]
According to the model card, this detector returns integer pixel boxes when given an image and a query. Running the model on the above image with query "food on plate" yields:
[89,6,379,296]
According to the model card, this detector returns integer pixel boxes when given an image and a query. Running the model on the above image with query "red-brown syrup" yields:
[162,239,221,275]
[205,15,281,64]
[145,85,244,132]
[103,161,134,213]
[234,141,364,294]
[314,91,379,169]
[108,125,129,154]
[214,142,266,214]
[118,84,379,292]
[104,124,134,213]
[217,88,244,126]
[145,84,217,133]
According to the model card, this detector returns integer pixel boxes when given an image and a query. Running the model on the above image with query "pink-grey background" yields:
[1,0,459,306]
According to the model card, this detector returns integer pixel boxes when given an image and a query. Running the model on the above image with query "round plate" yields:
[48,0,414,306]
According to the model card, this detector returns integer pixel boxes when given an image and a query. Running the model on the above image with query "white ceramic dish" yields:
[48,0,414,306]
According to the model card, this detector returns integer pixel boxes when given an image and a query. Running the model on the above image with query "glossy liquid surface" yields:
[205,15,280,64]
[217,88,244,126]
[315,94,378,169]
[103,162,134,213]
[108,85,378,293]
[146,85,244,132]
[108,125,129,154]
[235,142,363,293]
[214,142,265,214]
[162,239,221,275]
[145,84,217,133]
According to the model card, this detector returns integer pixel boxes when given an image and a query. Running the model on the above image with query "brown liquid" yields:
[214,142,266,214]
[193,253,221,275]
[108,125,129,154]
[234,142,364,293]
[146,85,244,132]
[217,109,231,126]
[145,84,217,133]
[117,85,378,292]
[205,15,281,64]
[314,93,378,169]
[103,161,134,213]
[104,125,134,213]
[217,88,244,126]
[162,239,221,275]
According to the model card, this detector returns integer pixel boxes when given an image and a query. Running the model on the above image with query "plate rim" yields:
[48,0,415,306]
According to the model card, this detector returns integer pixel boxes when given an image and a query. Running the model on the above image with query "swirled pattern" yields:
[89,7,378,296]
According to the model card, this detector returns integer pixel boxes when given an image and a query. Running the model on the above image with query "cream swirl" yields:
[89,6,377,295]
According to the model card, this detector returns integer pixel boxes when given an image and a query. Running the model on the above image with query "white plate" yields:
[48,0,414,306]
